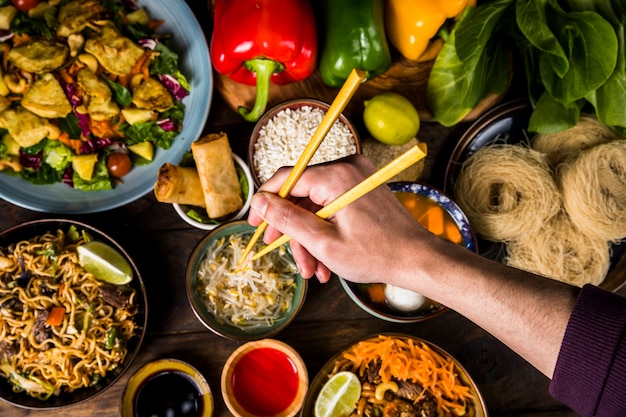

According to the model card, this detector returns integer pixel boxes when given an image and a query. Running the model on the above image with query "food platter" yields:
[300,333,487,417]
[0,219,147,409]
[444,99,626,292]
[0,0,212,214]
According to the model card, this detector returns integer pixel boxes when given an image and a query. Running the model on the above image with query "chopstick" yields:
[250,142,428,261]
[237,68,368,265]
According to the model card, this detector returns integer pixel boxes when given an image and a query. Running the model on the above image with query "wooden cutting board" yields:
[214,56,506,124]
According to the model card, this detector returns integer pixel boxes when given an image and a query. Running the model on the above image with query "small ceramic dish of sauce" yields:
[221,339,308,417]
[340,182,477,323]
[121,358,213,417]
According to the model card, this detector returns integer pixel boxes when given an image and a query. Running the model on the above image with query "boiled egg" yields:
[384,284,425,312]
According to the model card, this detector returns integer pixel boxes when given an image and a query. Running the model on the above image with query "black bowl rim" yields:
[299,332,488,417]
[442,98,626,293]
[0,219,148,410]
[185,220,308,341]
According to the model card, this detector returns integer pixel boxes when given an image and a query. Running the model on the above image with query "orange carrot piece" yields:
[58,69,74,85]
[420,205,445,236]
[366,283,386,304]
[444,221,463,245]
[46,306,65,326]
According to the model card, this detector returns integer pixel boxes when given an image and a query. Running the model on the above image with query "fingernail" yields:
[250,193,269,219]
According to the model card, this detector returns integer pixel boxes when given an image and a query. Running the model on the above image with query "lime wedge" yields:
[77,241,133,285]
[314,371,361,417]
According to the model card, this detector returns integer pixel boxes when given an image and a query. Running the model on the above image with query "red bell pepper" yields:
[210,0,318,122]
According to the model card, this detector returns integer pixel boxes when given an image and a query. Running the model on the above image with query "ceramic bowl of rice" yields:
[248,98,361,188]
[186,221,307,341]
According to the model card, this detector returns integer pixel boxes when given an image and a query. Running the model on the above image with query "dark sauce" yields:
[134,371,203,417]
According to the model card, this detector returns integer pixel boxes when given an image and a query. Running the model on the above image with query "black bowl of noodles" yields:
[444,98,626,292]
[300,333,488,417]
[0,219,147,409]
[186,220,307,341]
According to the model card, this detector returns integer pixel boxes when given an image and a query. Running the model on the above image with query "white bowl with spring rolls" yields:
[154,132,254,230]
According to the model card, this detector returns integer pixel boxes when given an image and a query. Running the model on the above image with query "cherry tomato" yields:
[106,153,132,178]
[11,0,41,12]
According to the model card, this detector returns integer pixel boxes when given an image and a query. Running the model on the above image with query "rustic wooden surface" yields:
[0,1,592,416]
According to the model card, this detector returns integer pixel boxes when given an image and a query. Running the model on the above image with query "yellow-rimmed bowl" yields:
[121,358,213,417]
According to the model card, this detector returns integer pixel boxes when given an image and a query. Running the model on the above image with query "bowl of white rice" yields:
[248,99,360,187]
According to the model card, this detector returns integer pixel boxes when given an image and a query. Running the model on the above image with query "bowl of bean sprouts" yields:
[186,221,307,341]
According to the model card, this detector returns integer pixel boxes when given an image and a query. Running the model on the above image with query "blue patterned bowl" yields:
[339,182,477,323]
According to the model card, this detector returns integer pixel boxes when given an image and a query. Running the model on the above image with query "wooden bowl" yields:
[221,339,308,417]
[248,98,360,188]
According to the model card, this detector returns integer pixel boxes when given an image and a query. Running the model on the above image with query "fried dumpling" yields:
[131,76,174,112]
[22,73,72,119]
[84,22,145,76]
[8,40,68,73]
[76,69,120,121]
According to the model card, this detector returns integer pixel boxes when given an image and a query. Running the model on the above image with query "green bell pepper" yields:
[318,0,392,87]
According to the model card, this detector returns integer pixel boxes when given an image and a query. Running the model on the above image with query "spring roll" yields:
[191,132,243,218]
[154,163,206,207]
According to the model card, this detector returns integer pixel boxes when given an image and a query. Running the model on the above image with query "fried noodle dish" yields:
[330,335,475,417]
[196,231,298,331]
[0,228,138,399]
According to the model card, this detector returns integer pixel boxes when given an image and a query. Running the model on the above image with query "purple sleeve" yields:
[549,284,626,417]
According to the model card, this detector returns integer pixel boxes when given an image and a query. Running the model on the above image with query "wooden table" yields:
[0,2,588,417]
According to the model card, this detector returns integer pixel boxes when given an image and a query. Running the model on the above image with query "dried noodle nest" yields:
[532,115,619,167]
[454,145,561,242]
[558,139,626,242]
[505,214,611,286]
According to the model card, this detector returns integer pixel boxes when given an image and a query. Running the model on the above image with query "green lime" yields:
[314,371,362,417]
[77,241,133,285]
[363,92,420,146]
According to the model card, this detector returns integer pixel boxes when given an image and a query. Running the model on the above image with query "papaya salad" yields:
[0,0,189,191]
[326,335,477,417]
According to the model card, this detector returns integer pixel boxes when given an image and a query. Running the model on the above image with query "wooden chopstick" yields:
[250,142,428,261]
[237,68,368,265]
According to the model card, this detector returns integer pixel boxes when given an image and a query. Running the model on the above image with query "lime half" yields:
[77,241,133,285]
[314,371,362,417]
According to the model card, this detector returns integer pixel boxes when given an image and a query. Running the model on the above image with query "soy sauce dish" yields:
[121,359,213,417]
[221,339,308,417]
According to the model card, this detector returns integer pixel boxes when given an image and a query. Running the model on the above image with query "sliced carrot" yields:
[366,283,386,304]
[444,221,463,245]
[58,69,74,85]
[46,306,66,326]
[421,205,445,236]
[342,335,472,415]
[58,131,83,154]
[90,119,119,139]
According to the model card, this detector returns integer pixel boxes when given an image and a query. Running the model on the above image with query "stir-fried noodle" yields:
[196,231,298,330]
[0,228,138,399]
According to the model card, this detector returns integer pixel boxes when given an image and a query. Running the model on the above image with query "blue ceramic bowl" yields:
[340,182,477,323]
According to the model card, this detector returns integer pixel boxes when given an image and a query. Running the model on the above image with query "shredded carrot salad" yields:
[343,335,473,415]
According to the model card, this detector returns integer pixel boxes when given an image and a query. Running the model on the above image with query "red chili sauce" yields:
[231,347,299,416]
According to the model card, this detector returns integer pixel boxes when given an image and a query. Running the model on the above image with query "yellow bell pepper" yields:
[385,0,476,61]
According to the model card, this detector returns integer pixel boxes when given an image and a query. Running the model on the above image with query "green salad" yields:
[0,0,189,191]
